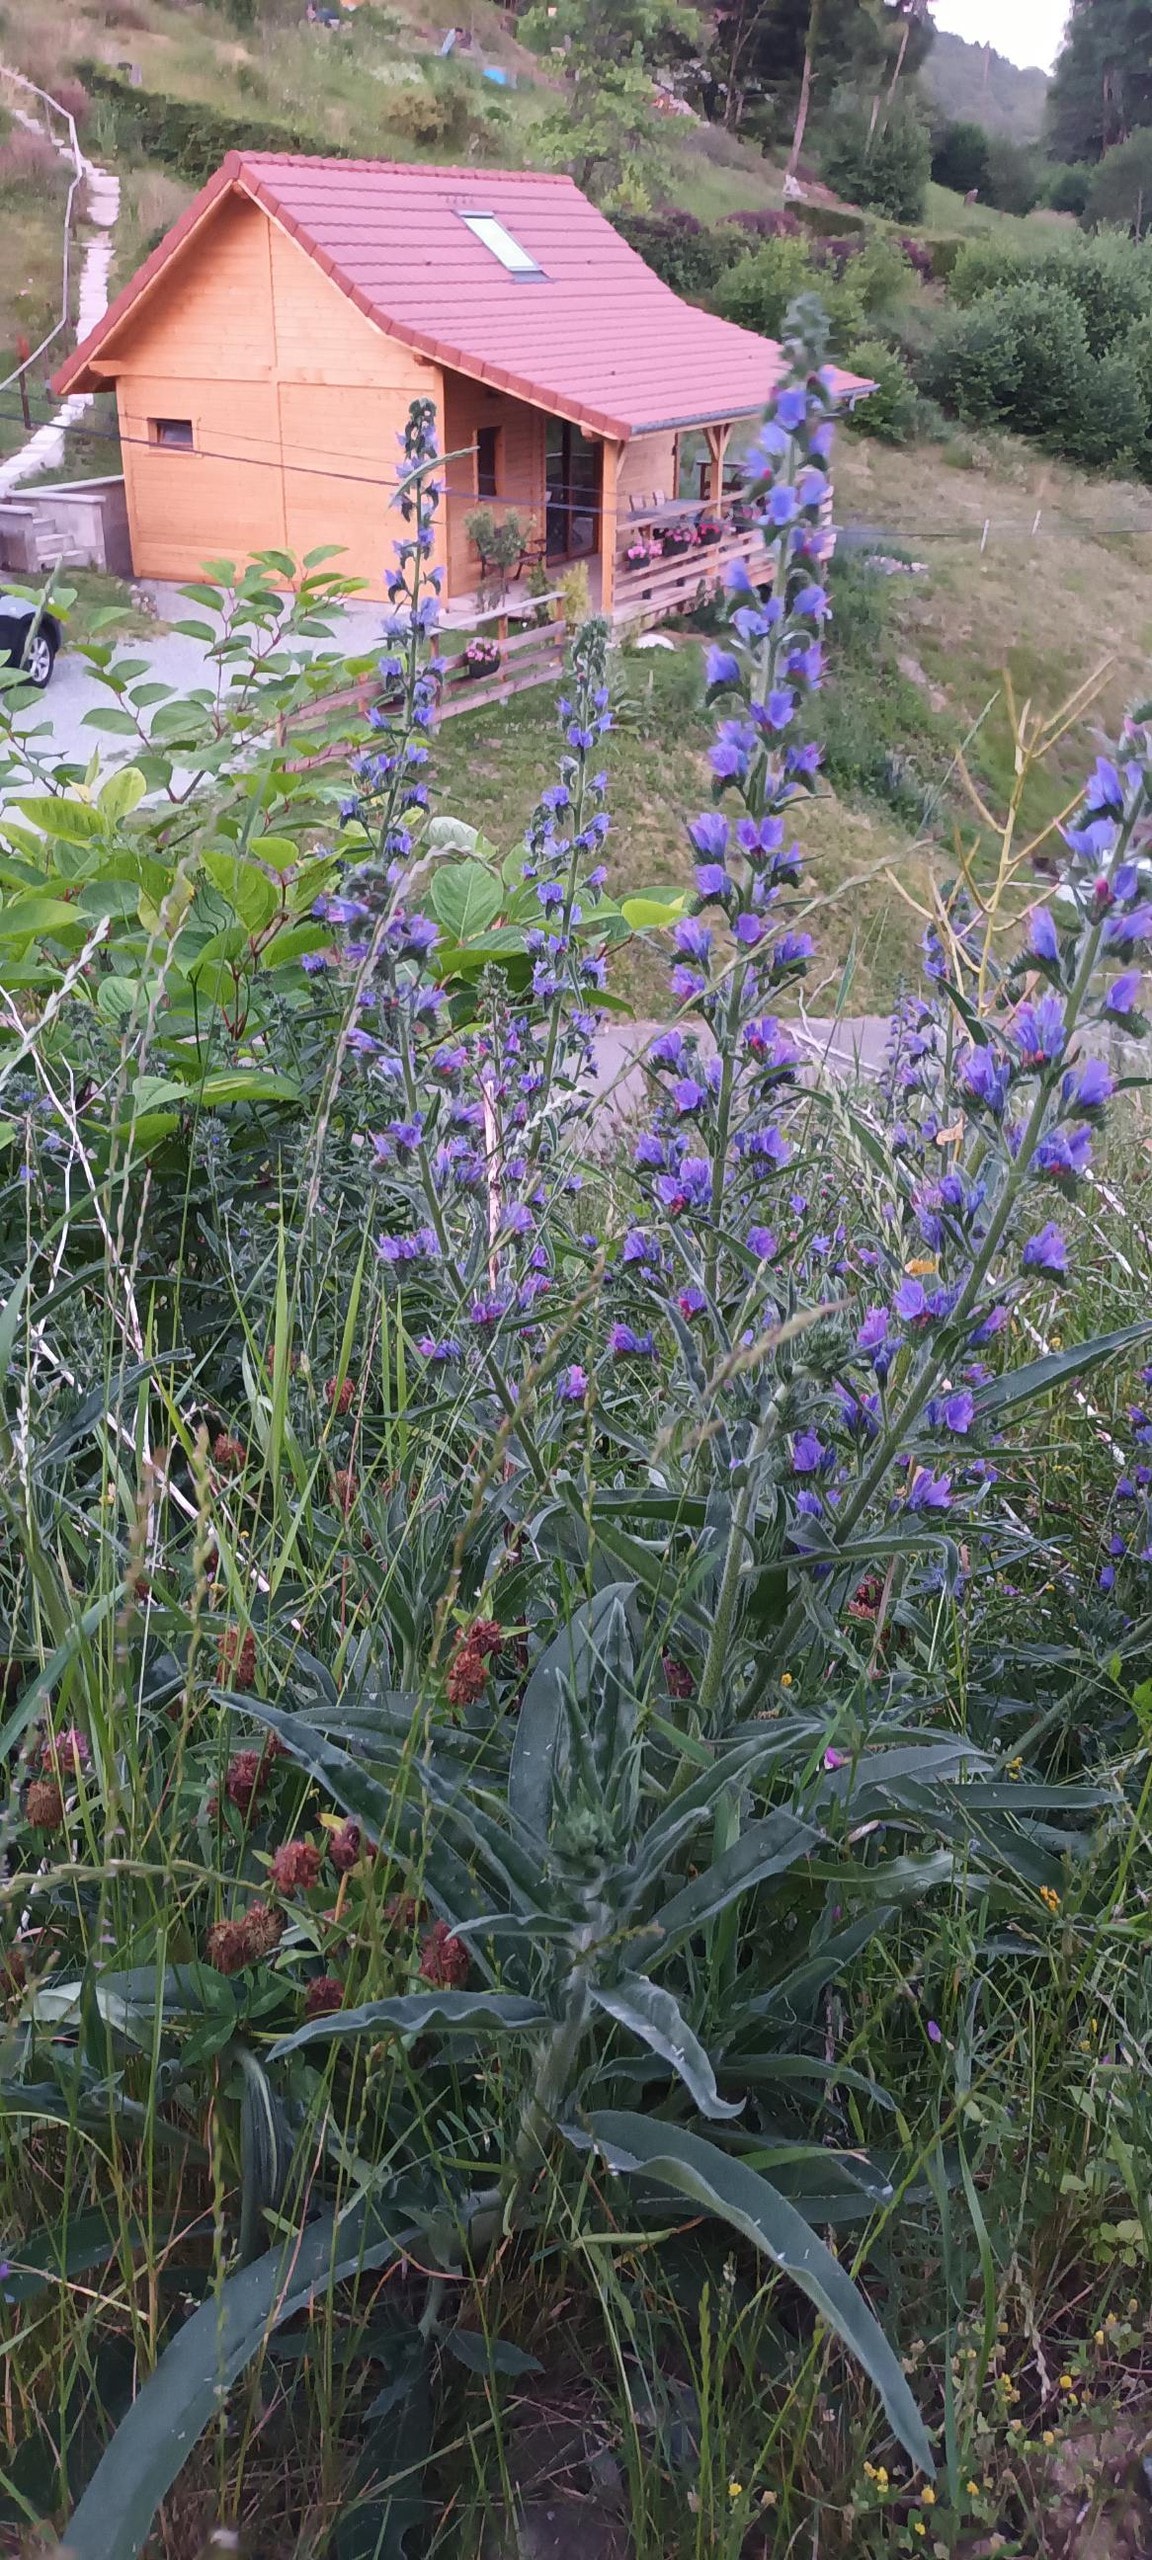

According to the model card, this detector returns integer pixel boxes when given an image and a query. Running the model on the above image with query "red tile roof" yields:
[54,154,866,438]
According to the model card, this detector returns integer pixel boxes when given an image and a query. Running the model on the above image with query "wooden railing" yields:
[277,615,568,765]
[613,522,770,628]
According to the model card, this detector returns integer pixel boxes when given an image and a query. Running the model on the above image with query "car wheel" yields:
[20,626,57,689]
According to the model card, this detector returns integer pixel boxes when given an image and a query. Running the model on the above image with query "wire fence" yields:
[0,67,86,396]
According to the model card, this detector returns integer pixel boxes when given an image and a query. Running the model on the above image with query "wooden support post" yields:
[705,421,732,508]
[600,438,620,617]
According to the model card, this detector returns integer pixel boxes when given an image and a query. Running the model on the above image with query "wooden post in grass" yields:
[15,336,30,432]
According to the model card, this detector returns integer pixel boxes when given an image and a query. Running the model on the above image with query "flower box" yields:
[458,638,501,679]
[696,517,724,547]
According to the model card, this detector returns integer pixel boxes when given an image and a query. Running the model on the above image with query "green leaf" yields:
[15,796,102,842]
[270,1990,548,2062]
[970,1322,1152,1419]
[429,861,503,941]
[619,892,689,928]
[97,766,147,822]
[573,2113,934,2475]
[509,1583,637,1838]
[202,850,280,933]
[651,1812,822,1952]
[0,895,81,941]
[61,2198,420,2560]
[589,1974,741,2119]
[443,2328,542,2377]
[195,1070,300,1106]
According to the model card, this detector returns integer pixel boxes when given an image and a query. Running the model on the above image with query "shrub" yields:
[921,280,1092,444]
[931,118,990,198]
[983,134,1043,216]
[951,229,1152,358]
[76,63,346,181]
[821,99,931,224]
[922,232,966,282]
[611,209,743,298]
[722,206,803,241]
[949,234,1028,305]
[1061,347,1147,471]
[714,233,817,337]
[843,336,920,441]
[1088,130,1152,236]
[1046,161,1093,216]
[849,232,915,315]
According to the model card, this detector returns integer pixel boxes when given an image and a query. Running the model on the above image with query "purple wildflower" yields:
[1022,1222,1068,1275]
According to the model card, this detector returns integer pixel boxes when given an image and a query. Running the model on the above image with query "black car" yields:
[0,590,61,689]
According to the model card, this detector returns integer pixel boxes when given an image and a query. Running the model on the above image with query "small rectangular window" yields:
[457,211,542,276]
[152,417,194,450]
[475,425,499,498]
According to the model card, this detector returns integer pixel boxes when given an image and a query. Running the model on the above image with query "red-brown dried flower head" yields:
[329,1819,368,1874]
[269,1838,322,1896]
[325,1375,355,1415]
[264,1344,299,1378]
[446,1644,488,1708]
[206,1918,252,1976]
[25,1778,63,1831]
[242,1900,284,1957]
[662,1653,695,1699]
[332,1467,358,1516]
[468,1618,503,1658]
[217,1625,256,1691]
[384,1892,421,1935]
[224,1749,264,1816]
[42,1726,90,1778]
[212,1433,247,1472]
[304,1973,344,2018]
[418,1919,470,1988]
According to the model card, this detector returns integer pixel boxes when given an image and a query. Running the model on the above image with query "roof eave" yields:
[51,155,247,395]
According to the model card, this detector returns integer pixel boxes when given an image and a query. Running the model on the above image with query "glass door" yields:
[545,420,601,562]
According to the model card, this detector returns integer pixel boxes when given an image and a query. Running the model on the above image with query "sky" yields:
[929,0,1068,70]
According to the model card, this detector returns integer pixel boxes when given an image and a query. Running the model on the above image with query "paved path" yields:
[0,72,120,493]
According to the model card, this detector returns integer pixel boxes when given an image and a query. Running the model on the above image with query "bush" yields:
[949,234,1028,304]
[1061,346,1147,470]
[844,336,920,442]
[77,63,344,180]
[848,232,915,316]
[951,229,1152,358]
[714,233,817,337]
[1087,130,1152,236]
[1046,160,1093,216]
[611,209,744,299]
[983,134,1043,216]
[931,118,990,198]
[923,232,966,282]
[921,279,1092,444]
[821,98,931,224]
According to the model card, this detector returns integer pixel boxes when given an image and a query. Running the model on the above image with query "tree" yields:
[708,0,929,140]
[931,117,992,194]
[1087,124,1152,228]
[538,49,674,205]
[1047,0,1152,163]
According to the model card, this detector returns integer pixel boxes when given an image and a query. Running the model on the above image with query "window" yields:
[457,211,542,276]
[475,424,500,499]
[152,417,194,450]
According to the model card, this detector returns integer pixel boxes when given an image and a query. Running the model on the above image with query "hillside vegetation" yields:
[920,29,1049,142]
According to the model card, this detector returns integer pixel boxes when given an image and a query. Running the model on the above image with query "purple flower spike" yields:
[823,1745,847,1771]
[695,862,730,900]
[1106,970,1142,1017]
[905,1468,952,1512]
[1023,1222,1068,1275]
[1028,908,1060,965]
[926,2019,943,2046]
[1063,1057,1113,1114]
[689,811,730,860]
[557,1365,588,1402]
[609,1323,656,1358]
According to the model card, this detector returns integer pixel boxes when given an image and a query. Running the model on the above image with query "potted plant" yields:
[622,535,652,572]
[696,513,724,546]
[459,635,501,679]
[662,522,699,559]
[464,506,534,606]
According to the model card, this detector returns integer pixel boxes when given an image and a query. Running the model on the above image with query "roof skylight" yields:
[457,211,543,276]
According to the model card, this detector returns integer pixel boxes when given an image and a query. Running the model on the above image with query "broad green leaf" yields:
[0,1268,29,1384]
[202,851,280,933]
[15,796,101,842]
[443,2328,542,2377]
[271,1989,547,2061]
[2,2208,144,2306]
[620,892,689,928]
[970,1322,1152,1419]
[82,707,141,735]
[97,766,147,822]
[574,2113,934,2475]
[195,1069,300,1106]
[0,895,81,941]
[589,1974,741,2119]
[651,1812,822,1951]
[429,860,503,941]
[509,1583,638,1839]
[61,2197,419,2560]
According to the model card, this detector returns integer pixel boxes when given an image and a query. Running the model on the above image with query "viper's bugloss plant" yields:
[7,312,1152,2559]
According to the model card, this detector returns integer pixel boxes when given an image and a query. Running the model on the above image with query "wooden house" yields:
[54,155,865,630]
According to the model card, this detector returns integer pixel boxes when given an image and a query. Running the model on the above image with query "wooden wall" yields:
[441,373,546,599]
[107,195,442,596]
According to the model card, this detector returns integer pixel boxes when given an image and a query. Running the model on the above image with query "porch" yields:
[439,375,771,636]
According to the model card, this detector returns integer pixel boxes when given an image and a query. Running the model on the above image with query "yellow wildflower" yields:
[921,2487,936,2506]
[1038,1885,1061,1914]
[727,2481,743,2499]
